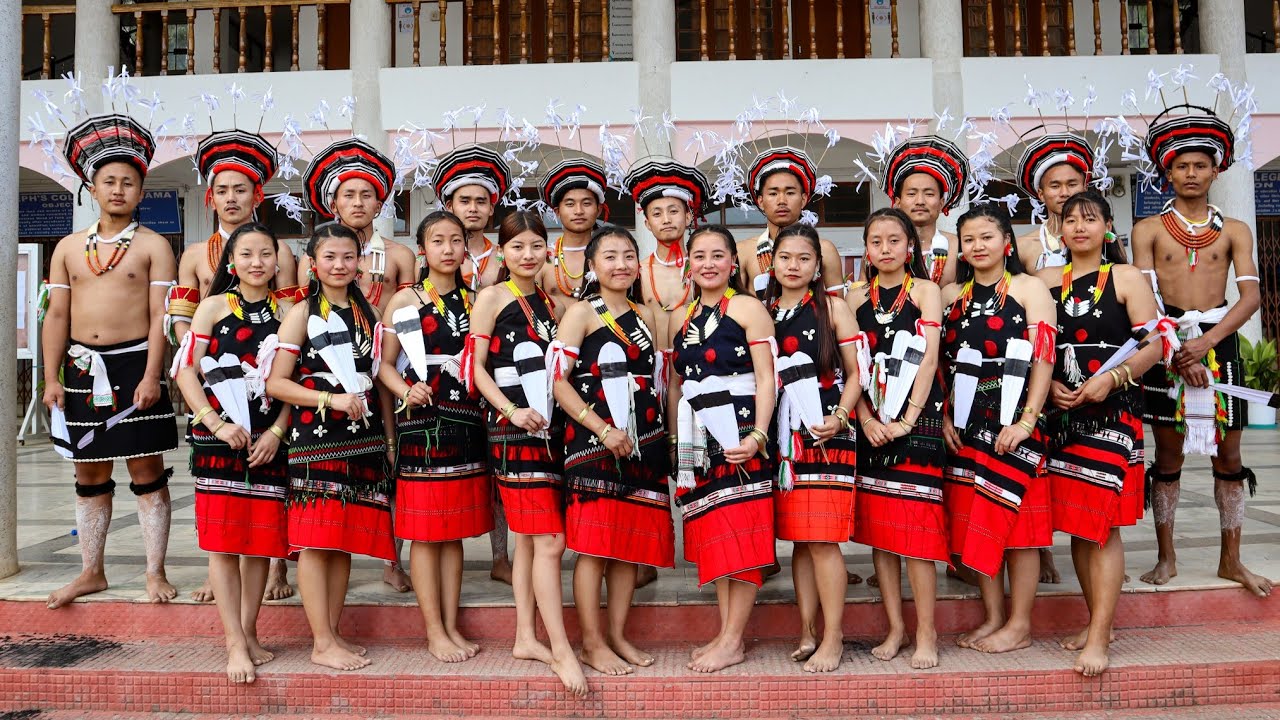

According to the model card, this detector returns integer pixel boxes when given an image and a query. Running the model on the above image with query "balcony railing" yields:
[388,0,612,66]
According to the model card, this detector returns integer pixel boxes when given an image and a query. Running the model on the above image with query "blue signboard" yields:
[1134,172,1280,218]
[18,190,182,237]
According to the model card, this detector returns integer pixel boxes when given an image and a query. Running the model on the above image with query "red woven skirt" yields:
[565,430,675,567]
[775,430,856,543]
[195,477,289,559]
[1118,413,1146,526]
[678,455,775,587]
[854,459,948,563]
[395,419,493,543]
[1046,411,1136,546]
[490,419,564,535]
[288,457,396,561]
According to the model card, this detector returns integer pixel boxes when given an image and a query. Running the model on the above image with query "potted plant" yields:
[1239,336,1280,428]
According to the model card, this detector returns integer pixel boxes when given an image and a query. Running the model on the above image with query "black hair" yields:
[953,203,1027,284]
[415,210,468,288]
[579,224,643,302]
[1061,189,1129,264]
[208,222,280,297]
[862,207,928,280]
[685,224,745,297]
[305,222,379,342]
[763,223,840,381]
[495,209,548,283]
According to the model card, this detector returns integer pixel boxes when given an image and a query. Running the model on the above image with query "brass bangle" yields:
[597,425,611,443]
[192,405,215,425]
[1017,420,1036,434]
[502,402,518,420]
[1121,363,1137,387]
[668,434,679,446]
[747,427,770,459]
[906,397,925,411]
[317,391,331,410]
[898,419,913,434]
[211,419,227,435]
[267,424,286,441]
[861,416,874,428]
[577,403,594,424]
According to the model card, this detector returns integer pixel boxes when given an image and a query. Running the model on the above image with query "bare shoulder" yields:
[1010,272,1052,301]
[1111,263,1146,284]
[1223,216,1254,239]
[389,241,417,261]
[384,286,420,313]
[133,225,170,248]
[53,228,89,253]
[939,282,962,306]
[727,291,768,320]
[1036,267,1063,289]
[912,277,941,300]
[1131,215,1161,240]
[635,303,657,330]
[194,292,232,319]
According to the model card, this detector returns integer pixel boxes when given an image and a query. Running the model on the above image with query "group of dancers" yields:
[38,72,1271,697]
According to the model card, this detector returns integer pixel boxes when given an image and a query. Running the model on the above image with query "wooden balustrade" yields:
[20,5,75,80]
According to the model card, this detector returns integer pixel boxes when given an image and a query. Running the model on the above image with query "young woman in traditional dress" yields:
[1039,190,1161,677]
[846,207,946,670]
[940,204,1056,655]
[669,225,777,674]
[266,223,393,672]
[765,223,862,673]
[468,210,587,696]
[175,223,291,684]
[552,226,674,677]
[377,211,491,664]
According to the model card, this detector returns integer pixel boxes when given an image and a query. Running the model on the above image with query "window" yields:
[470,0,611,65]
[675,0,784,61]
[962,0,1069,57]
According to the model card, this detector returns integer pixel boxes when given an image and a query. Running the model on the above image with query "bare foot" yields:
[803,637,844,673]
[550,649,590,697]
[579,643,633,676]
[973,623,1032,654]
[945,565,981,587]
[46,571,108,609]
[244,637,275,666]
[1059,627,1114,651]
[490,556,514,586]
[867,573,879,588]
[1219,561,1274,598]
[1074,645,1110,677]
[608,634,654,667]
[513,637,553,664]
[1039,548,1061,583]
[790,639,817,662]
[687,640,745,673]
[447,628,480,658]
[635,564,658,589]
[691,634,722,661]
[847,570,864,585]
[382,563,412,593]
[334,635,367,657]
[190,580,215,603]
[871,627,909,661]
[427,632,469,663]
[311,644,371,671]
[263,562,294,601]
[226,645,256,684]
[956,617,1003,649]
[145,572,177,603]
[911,628,939,669]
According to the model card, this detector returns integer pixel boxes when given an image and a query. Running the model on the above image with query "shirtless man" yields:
[42,115,180,608]
[432,144,516,584]
[1132,111,1272,598]
[736,147,842,299]
[172,130,297,604]
[301,138,417,592]
[883,136,970,287]
[538,158,609,308]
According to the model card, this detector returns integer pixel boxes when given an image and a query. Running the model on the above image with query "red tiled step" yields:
[1,620,1277,718]
[1,585,1272,643]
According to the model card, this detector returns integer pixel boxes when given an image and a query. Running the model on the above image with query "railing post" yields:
[699,0,708,60]
[264,4,274,71]
[985,0,995,56]
[727,0,736,60]
[1171,0,1182,54]
[160,9,169,74]
[238,7,248,71]
[520,0,529,63]
[864,0,871,57]
[835,0,844,59]
[754,1,763,59]
[890,0,899,57]
[572,0,581,61]
[1065,0,1075,55]
[1119,0,1128,54]
[317,3,327,69]
[1040,0,1050,56]
[1092,0,1102,55]
[134,10,144,74]
[547,0,555,62]
[437,0,447,66]
[187,10,196,73]
[41,13,52,79]
[808,0,817,58]
[409,1,421,66]
[601,0,608,60]
[1014,0,1022,55]
[1146,0,1155,55]
[213,7,222,72]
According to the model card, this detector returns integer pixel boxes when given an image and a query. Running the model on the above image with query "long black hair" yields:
[763,223,840,380]
[863,207,928,280]
[305,222,379,339]
[685,224,745,298]
[579,224,643,302]
[208,222,280,297]
[495,209,548,283]
[1060,189,1129,264]
[953,202,1028,284]
[415,209,468,288]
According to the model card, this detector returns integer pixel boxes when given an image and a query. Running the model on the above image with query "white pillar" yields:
[918,0,965,231]
[349,0,394,237]
[1199,0,1260,341]
[630,1,675,254]
[1,0,22,578]
[72,0,121,228]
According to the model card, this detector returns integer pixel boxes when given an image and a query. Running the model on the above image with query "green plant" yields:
[1240,337,1280,393]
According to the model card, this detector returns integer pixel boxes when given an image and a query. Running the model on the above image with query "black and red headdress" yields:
[1015,132,1095,196]
[623,160,712,217]
[1145,105,1235,176]
[540,157,608,208]
[884,135,969,212]
[746,146,817,205]
[303,138,396,220]
[430,144,512,205]
[197,129,279,206]
[62,113,156,184]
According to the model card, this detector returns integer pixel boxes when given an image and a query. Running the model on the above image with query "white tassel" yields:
[1063,344,1085,386]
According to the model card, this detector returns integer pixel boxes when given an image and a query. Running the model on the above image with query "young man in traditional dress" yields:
[301,138,416,592]
[170,130,296,603]
[736,147,843,299]
[538,158,609,307]
[42,113,180,608]
[1132,109,1272,598]
[884,135,969,287]
[431,144,517,585]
